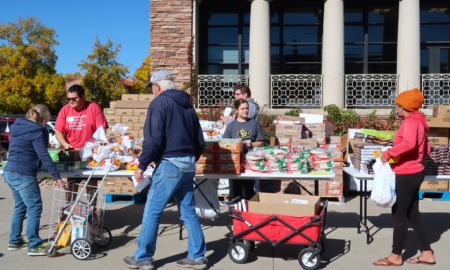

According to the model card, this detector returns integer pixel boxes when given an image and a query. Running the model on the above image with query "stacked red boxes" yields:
[195,139,243,174]
[195,141,218,174]
[216,139,242,174]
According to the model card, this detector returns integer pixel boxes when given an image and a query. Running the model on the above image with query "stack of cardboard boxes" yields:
[103,94,154,138]
[272,115,344,198]
[195,139,243,174]
[420,105,450,192]
[103,177,136,195]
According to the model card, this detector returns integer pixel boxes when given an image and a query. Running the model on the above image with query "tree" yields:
[0,17,66,114]
[79,37,128,108]
[133,55,151,94]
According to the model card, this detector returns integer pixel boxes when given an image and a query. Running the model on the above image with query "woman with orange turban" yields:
[373,88,436,266]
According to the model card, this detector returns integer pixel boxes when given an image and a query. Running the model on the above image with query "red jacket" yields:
[382,112,430,174]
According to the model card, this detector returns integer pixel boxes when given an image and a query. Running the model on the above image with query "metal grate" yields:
[345,74,398,108]
[422,74,450,108]
[271,74,323,108]
[197,75,249,107]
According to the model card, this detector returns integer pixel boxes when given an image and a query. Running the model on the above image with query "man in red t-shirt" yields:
[55,84,108,201]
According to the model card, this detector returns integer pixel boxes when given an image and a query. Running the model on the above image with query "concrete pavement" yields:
[1,176,449,269]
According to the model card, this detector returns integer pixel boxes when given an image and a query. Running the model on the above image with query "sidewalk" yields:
[1,177,449,269]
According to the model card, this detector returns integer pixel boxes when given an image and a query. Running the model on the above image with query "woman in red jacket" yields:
[373,88,436,266]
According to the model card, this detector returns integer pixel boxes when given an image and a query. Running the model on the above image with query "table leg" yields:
[357,178,373,244]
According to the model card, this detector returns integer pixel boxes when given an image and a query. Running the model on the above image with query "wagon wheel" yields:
[45,245,58,257]
[242,240,255,252]
[93,226,112,247]
[228,242,249,264]
[71,238,92,260]
[298,247,321,270]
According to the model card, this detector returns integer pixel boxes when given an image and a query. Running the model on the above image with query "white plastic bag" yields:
[194,178,220,219]
[370,158,396,208]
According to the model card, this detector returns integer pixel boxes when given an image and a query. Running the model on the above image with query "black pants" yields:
[229,179,255,200]
[392,171,432,255]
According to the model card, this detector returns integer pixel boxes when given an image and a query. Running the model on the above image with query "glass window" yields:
[345,26,364,43]
[284,46,321,63]
[345,8,363,23]
[368,44,396,62]
[285,9,319,25]
[421,25,450,42]
[421,8,450,23]
[209,13,238,26]
[368,25,397,43]
[368,63,396,74]
[207,46,239,63]
[208,28,239,44]
[284,26,320,44]
[368,8,393,23]
[345,45,364,61]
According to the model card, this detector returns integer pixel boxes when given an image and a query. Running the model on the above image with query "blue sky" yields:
[0,0,150,77]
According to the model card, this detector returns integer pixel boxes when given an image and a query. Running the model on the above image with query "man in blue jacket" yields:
[124,70,207,270]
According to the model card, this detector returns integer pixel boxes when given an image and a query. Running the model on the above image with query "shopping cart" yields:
[228,199,328,270]
[45,158,114,260]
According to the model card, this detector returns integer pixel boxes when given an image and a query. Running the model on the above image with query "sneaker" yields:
[27,244,47,256]
[8,240,28,251]
[123,256,154,270]
[176,257,208,270]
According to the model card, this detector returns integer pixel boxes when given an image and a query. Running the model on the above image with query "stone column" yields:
[322,0,345,107]
[150,0,193,88]
[397,0,421,92]
[249,0,271,108]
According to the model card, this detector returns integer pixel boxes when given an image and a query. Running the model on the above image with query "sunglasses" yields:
[66,97,79,102]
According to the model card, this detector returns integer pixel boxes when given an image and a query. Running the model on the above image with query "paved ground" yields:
[1,176,449,269]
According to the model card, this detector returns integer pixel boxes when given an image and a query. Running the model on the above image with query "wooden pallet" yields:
[105,193,146,204]
[419,191,450,201]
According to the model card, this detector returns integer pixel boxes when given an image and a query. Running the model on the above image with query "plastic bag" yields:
[370,158,396,208]
[194,178,220,219]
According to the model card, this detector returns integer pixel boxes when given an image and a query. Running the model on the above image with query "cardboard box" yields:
[105,185,122,194]
[115,108,134,116]
[138,94,155,101]
[432,105,450,118]
[103,108,116,115]
[105,115,122,124]
[114,100,151,109]
[139,115,147,123]
[420,180,448,191]
[121,94,139,101]
[121,116,140,124]
[133,109,148,116]
[247,192,321,217]
[426,117,450,128]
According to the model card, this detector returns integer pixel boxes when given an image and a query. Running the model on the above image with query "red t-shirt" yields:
[55,101,108,149]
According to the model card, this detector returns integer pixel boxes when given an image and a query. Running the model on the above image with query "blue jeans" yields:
[3,170,43,249]
[134,160,206,262]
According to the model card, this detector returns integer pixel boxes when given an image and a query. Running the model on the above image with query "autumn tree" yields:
[132,55,151,93]
[79,37,128,108]
[0,17,66,114]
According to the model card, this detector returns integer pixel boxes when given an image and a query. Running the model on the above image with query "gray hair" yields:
[155,80,176,91]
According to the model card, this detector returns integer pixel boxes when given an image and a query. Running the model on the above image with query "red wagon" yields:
[228,200,328,270]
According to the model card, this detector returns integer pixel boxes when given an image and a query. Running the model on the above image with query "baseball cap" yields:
[145,70,173,89]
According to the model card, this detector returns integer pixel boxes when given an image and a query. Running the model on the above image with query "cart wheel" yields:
[71,238,92,260]
[228,242,249,264]
[298,247,321,270]
[45,245,58,257]
[242,240,255,252]
[93,226,112,247]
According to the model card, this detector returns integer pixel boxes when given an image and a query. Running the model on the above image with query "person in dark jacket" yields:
[4,104,63,256]
[124,70,208,270]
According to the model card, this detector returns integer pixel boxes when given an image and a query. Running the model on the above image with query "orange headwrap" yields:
[395,88,424,112]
